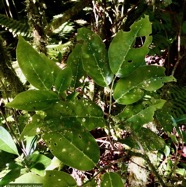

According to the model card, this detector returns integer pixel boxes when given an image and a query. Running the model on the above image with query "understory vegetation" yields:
[1,0,186,186]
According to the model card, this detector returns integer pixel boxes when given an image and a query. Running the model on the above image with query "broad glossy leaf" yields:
[0,126,19,155]
[17,36,54,90]
[6,90,59,111]
[77,28,113,87]
[115,99,166,130]
[43,122,100,170]
[101,172,124,187]
[54,66,72,94]
[45,100,105,130]
[43,171,76,187]
[67,44,85,88]
[108,15,152,77]
[114,66,176,105]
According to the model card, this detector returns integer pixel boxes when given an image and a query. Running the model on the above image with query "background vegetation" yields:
[1,0,186,186]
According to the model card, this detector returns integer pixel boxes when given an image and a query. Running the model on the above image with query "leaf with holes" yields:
[115,99,166,130]
[54,66,72,94]
[67,44,85,88]
[42,122,100,170]
[113,66,176,105]
[0,126,19,155]
[45,100,105,130]
[108,15,152,77]
[100,172,124,187]
[77,28,113,87]
[16,36,54,90]
[6,90,59,111]
[43,171,76,187]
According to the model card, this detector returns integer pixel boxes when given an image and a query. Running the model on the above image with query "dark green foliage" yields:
[1,0,186,186]
[4,17,176,186]
[156,84,186,132]
[0,14,30,37]
[0,36,25,96]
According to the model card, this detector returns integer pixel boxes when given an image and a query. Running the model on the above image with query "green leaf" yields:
[10,172,43,183]
[155,104,174,132]
[77,28,113,87]
[43,171,76,187]
[28,152,51,176]
[0,151,15,171]
[54,66,72,94]
[45,100,105,131]
[121,127,165,151]
[113,66,176,105]
[108,15,152,77]
[46,157,64,170]
[20,114,44,138]
[82,179,97,187]
[135,127,165,151]
[67,44,85,88]
[6,90,59,111]
[116,99,166,130]
[101,172,124,187]
[16,36,54,90]
[42,122,100,171]
[0,126,19,155]
[0,167,21,185]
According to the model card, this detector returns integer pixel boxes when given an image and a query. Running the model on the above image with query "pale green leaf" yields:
[10,172,43,183]
[0,126,19,155]
[108,15,152,77]
[46,157,63,170]
[77,28,113,87]
[113,66,176,105]
[6,90,59,111]
[101,172,124,187]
